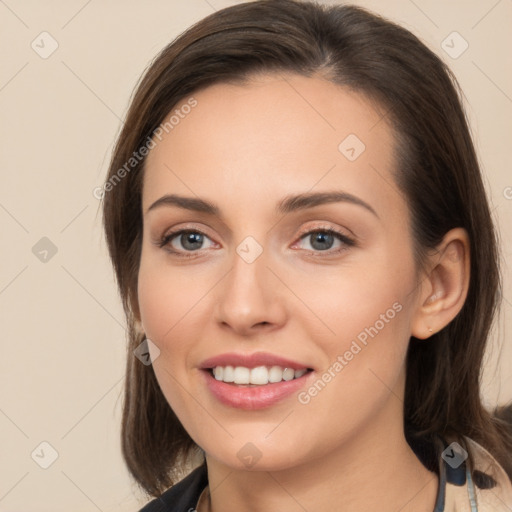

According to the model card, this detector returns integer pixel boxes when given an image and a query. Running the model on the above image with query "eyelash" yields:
[156,225,356,259]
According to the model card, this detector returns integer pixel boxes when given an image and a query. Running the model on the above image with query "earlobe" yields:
[411,228,470,340]
[133,315,146,336]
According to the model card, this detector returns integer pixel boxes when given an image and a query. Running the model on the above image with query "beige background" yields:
[0,0,511,510]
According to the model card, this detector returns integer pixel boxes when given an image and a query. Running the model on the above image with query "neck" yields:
[202,401,438,512]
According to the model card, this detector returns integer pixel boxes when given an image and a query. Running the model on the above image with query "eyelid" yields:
[294,222,355,242]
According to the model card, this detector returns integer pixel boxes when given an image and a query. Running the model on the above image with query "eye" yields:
[157,229,216,258]
[293,226,356,255]
[155,225,356,259]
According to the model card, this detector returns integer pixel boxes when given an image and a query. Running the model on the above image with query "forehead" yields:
[142,72,402,221]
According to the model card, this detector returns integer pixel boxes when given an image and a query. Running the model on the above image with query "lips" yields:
[199,352,315,410]
[199,351,313,371]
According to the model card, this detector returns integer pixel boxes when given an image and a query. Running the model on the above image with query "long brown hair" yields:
[101,0,512,497]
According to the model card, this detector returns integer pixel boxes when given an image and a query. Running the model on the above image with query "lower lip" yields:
[202,370,314,410]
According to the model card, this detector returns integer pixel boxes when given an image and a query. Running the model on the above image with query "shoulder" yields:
[138,463,208,512]
[464,436,512,510]
[441,435,512,511]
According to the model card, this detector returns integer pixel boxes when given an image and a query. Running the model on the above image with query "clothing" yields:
[139,435,512,511]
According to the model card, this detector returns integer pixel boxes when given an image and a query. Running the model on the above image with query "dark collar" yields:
[139,462,208,512]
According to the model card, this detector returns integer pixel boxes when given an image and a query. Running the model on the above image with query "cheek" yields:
[137,258,203,429]
[290,252,415,413]
[290,254,413,354]
[137,252,199,349]
[137,260,172,345]
[136,252,215,388]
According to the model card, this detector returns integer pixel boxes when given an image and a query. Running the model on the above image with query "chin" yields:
[201,435,312,473]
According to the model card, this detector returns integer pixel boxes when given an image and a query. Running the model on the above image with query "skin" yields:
[137,72,470,512]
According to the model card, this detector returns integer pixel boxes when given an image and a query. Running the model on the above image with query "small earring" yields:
[428,327,433,333]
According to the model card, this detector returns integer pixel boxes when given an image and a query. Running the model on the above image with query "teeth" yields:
[211,365,310,385]
[283,368,295,381]
[223,365,235,382]
[250,366,268,385]
[233,366,250,384]
[269,365,283,383]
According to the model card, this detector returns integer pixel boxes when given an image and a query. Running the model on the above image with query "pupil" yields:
[182,232,203,250]
[311,232,333,250]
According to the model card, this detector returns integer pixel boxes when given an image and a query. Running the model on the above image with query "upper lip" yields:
[199,352,313,371]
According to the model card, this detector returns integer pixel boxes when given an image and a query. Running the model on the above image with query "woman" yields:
[101,1,512,510]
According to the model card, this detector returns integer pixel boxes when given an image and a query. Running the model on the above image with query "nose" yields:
[213,245,287,337]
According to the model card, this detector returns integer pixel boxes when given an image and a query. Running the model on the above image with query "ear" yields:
[410,227,470,340]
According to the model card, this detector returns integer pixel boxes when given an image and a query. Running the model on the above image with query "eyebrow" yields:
[145,191,379,219]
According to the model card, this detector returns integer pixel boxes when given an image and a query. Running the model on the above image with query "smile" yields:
[199,351,316,409]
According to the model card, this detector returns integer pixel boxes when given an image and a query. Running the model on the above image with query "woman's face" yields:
[138,73,424,471]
